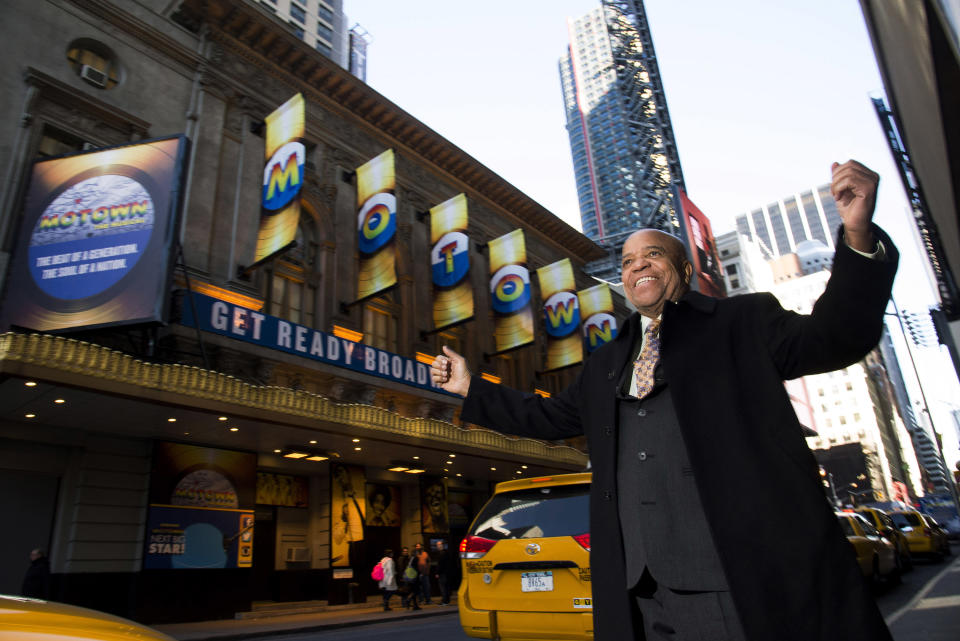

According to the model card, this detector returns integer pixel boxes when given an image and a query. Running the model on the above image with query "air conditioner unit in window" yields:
[285,546,310,562]
[80,64,107,88]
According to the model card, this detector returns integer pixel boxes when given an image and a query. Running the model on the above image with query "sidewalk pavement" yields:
[887,553,960,641]
[153,597,459,641]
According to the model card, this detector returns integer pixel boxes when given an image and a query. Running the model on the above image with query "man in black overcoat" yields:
[431,160,897,640]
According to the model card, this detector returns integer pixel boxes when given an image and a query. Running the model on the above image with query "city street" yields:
[881,549,960,641]
[196,548,960,641]
[250,613,464,641]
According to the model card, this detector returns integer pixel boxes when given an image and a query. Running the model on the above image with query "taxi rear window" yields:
[891,512,923,528]
[469,483,589,540]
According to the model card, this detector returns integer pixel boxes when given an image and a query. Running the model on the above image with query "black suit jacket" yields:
[461,226,898,641]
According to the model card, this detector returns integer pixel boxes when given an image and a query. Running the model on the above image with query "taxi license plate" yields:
[521,571,553,592]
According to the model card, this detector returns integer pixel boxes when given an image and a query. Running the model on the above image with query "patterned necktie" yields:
[633,319,661,399]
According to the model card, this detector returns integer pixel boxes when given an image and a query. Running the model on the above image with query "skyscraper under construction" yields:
[559,0,684,270]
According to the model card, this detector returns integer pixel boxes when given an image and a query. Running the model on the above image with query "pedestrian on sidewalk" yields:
[377,549,397,611]
[396,546,410,579]
[434,540,451,605]
[414,542,432,604]
[399,547,420,610]
[21,548,50,599]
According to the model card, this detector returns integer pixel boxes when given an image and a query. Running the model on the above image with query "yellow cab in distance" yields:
[836,512,899,587]
[458,472,592,641]
[920,513,952,558]
[0,594,175,640]
[855,506,912,571]
[890,509,950,560]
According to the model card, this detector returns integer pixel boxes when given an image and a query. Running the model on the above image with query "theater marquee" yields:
[181,292,447,394]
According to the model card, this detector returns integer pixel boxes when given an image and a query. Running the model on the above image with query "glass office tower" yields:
[560,1,684,255]
[733,185,843,260]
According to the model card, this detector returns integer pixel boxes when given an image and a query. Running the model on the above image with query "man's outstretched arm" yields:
[430,345,584,441]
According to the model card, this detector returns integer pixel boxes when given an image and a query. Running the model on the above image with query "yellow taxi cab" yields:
[458,472,592,641]
[890,509,949,560]
[0,594,175,640]
[855,506,912,571]
[921,514,952,558]
[836,512,899,586]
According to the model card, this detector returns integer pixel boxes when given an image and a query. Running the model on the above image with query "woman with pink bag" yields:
[376,549,398,611]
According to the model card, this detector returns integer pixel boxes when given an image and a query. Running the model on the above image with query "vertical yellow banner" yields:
[578,283,618,353]
[536,258,582,370]
[488,229,533,352]
[430,193,473,329]
[255,93,305,265]
[356,150,397,300]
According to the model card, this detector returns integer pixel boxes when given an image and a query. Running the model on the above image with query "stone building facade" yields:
[0,0,618,623]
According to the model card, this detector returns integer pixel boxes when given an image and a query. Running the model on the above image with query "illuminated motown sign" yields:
[30,175,153,300]
[181,293,446,393]
[0,135,188,333]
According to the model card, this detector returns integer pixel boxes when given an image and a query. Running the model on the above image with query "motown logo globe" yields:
[0,135,186,333]
[357,192,397,254]
[261,141,305,211]
[543,291,580,337]
[583,312,616,352]
[431,230,469,287]
[28,174,154,301]
[490,264,531,314]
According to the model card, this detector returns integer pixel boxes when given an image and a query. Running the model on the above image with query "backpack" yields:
[371,561,384,581]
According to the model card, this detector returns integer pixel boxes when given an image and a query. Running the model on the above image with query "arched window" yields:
[66,39,121,90]
[264,220,318,327]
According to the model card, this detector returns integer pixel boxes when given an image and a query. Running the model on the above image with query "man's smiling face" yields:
[620,229,692,318]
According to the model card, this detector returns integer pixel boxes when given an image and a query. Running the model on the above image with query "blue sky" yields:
[351,1,930,301]
[350,1,960,460]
